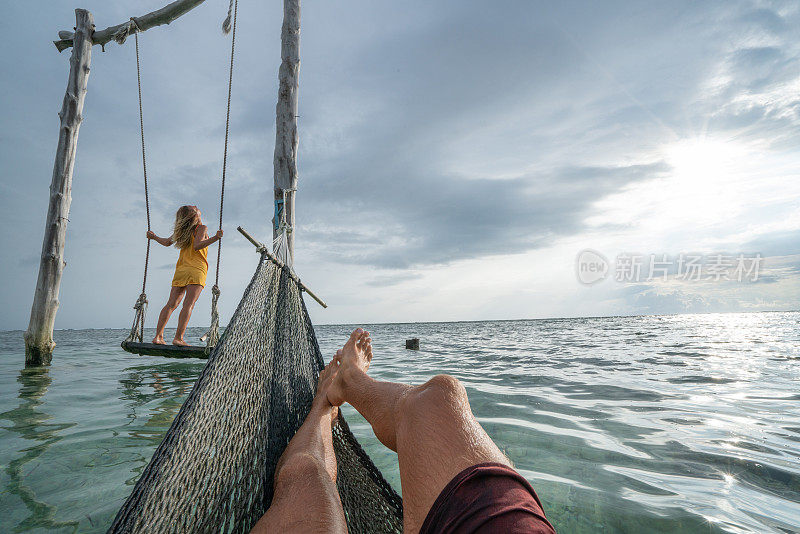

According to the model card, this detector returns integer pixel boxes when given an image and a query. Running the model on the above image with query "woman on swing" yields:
[146,205,223,346]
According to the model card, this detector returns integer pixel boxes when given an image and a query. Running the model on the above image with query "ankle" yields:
[309,399,335,420]
[340,364,369,395]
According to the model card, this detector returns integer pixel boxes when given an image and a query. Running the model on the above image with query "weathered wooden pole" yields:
[272,0,300,264]
[53,0,207,52]
[25,9,94,366]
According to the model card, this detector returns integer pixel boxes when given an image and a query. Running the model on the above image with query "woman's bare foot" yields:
[327,328,373,407]
[152,336,166,345]
[172,338,189,347]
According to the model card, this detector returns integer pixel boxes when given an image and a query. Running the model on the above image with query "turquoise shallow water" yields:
[1,312,799,533]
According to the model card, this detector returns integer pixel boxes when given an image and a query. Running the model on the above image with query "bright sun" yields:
[585,134,781,242]
[661,137,749,223]
[667,138,743,184]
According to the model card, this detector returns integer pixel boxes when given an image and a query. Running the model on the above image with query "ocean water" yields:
[1,312,799,533]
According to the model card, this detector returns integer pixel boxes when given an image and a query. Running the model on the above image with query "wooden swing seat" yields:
[121,340,209,359]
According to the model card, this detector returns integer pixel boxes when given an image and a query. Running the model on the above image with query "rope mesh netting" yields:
[109,253,403,533]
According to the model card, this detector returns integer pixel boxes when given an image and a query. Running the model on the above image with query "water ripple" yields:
[0,313,798,532]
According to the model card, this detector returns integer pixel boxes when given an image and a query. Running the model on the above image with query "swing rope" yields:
[205,0,238,351]
[126,7,236,348]
[126,18,150,344]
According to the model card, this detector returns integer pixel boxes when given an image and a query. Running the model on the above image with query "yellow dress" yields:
[171,234,209,288]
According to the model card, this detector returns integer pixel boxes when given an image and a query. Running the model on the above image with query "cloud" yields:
[743,231,800,258]
[300,162,668,269]
[701,8,800,148]
[632,288,725,315]
[365,272,422,288]
[612,253,800,315]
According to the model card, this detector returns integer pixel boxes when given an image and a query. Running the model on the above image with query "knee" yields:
[399,374,469,420]
[423,374,467,402]
[274,453,327,489]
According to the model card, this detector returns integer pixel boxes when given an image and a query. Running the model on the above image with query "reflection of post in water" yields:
[0,367,77,532]
[119,362,202,448]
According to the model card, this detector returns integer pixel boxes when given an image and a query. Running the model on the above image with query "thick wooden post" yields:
[272,0,300,264]
[25,9,93,366]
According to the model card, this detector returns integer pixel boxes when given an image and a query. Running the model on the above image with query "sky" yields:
[1,0,798,331]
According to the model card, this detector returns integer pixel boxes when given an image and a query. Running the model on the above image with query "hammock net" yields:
[109,253,404,533]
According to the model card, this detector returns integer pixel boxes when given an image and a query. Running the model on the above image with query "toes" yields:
[348,328,363,343]
[357,331,371,350]
[319,358,339,388]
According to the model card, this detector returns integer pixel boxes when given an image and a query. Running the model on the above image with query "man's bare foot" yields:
[327,328,373,407]
[312,358,340,421]
[172,338,189,347]
[152,336,166,345]
[273,358,340,484]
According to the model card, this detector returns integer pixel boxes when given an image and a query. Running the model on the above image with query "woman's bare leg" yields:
[328,329,510,533]
[173,284,203,346]
[153,286,186,344]
[250,360,347,534]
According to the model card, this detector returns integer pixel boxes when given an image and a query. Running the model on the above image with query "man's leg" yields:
[328,329,510,533]
[250,360,347,534]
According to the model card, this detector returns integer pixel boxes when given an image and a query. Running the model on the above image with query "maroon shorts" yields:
[419,462,556,534]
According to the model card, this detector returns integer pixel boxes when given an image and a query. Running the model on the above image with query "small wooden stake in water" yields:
[406,338,420,350]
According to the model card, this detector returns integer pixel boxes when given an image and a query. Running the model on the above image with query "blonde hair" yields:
[172,205,199,249]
